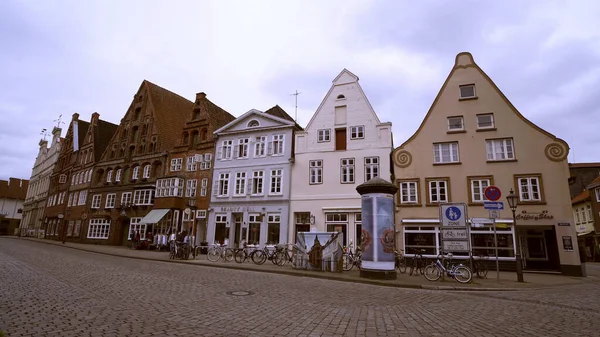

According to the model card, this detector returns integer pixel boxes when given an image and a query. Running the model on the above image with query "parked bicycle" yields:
[470,251,489,279]
[169,241,191,260]
[395,249,407,274]
[408,248,427,276]
[342,244,362,271]
[423,253,472,284]
[252,244,283,265]
[206,243,234,262]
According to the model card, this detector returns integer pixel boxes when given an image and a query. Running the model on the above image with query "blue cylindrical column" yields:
[356,177,398,280]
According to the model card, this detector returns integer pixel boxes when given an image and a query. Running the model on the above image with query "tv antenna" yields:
[53,114,64,128]
[290,90,301,122]
[40,128,50,141]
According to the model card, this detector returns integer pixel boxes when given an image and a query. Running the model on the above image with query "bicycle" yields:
[252,245,283,265]
[395,249,407,274]
[206,243,234,262]
[423,253,472,284]
[273,243,294,266]
[470,251,489,279]
[408,248,427,276]
[169,241,191,260]
[342,244,362,271]
[234,245,259,264]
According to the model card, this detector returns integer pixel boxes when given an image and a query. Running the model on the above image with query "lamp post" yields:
[188,198,197,258]
[506,189,524,283]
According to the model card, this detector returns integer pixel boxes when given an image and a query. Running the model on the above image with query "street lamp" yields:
[187,198,197,257]
[506,189,524,283]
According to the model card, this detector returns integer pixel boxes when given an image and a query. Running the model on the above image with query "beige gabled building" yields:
[391,52,583,276]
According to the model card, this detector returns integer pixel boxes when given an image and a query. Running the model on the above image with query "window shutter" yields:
[206,153,212,162]
[217,147,223,160]
[212,179,219,196]
[267,142,273,155]
[247,178,253,194]
[234,146,239,158]
[194,154,203,162]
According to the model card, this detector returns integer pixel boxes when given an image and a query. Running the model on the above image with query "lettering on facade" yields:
[219,206,258,213]
[515,210,553,221]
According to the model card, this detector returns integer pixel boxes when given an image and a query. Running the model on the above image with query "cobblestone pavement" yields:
[1,239,599,337]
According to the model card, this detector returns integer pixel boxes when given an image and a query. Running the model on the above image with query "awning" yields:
[139,209,170,225]
[577,230,594,237]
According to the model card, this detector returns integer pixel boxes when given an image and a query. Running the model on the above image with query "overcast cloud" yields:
[1,0,599,181]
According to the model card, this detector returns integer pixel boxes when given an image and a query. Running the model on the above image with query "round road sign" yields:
[484,185,502,201]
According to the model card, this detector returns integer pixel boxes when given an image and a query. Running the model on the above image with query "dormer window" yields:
[447,116,464,131]
[336,94,346,99]
[59,174,67,184]
[247,120,260,128]
[459,84,476,99]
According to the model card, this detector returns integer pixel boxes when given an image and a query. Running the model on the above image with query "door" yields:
[233,213,243,248]
[121,219,131,246]
[335,128,347,151]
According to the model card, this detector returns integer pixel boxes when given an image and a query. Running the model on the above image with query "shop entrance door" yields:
[233,213,243,248]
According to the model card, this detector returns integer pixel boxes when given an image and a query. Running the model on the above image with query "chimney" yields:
[72,113,79,121]
[196,92,206,103]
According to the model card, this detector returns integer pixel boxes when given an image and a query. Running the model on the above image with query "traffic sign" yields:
[439,203,467,227]
[484,185,502,201]
[484,201,504,210]
[488,210,500,218]
[471,217,494,225]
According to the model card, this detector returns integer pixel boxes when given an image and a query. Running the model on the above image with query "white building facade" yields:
[20,127,63,236]
[289,69,393,247]
[207,107,300,247]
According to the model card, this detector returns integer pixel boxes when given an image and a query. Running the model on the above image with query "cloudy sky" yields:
[1,0,599,181]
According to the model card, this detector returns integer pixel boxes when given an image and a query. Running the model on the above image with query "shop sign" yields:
[441,229,468,239]
[562,236,574,252]
[515,210,553,221]
[219,206,257,213]
[442,240,469,252]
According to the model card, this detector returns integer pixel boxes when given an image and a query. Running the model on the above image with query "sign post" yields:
[484,185,502,283]
[439,203,470,280]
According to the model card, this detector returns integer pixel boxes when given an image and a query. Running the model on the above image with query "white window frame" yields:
[196,210,207,218]
[595,188,600,202]
[250,170,264,195]
[128,217,145,241]
[477,113,495,129]
[341,158,355,184]
[428,179,448,203]
[200,178,208,197]
[121,192,132,207]
[433,142,460,164]
[133,189,154,205]
[270,134,284,156]
[106,170,113,183]
[236,138,250,159]
[155,178,184,197]
[78,190,87,205]
[143,164,151,179]
[309,160,323,185]
[185,179,197,198]
[317,129,330,142]
[254,136,266,157]
[447,116,464,131]
[234,172,247,196]
[350,126,365,140]
[186,156,197,171]
[91,194,101,209]
[518,177,542,202]
[219,140,233,160]
[170,158,183,171]
[132,166,140,180]
[399,181,418,204]
[364,157,379,181]
[115,169,122,182]
[269,169,283,195]
[105,193,116,209]
[486,138,515,161]
[217,173,230,197]
[78,172,84,184]
[459,84,476,99]
[470,178,491,203]
[87,219,111,239]
[67,193,73,207]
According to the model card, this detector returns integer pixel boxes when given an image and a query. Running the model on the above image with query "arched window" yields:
[247,120,259,127]
[107,170,113,183]
[131,126,139,143]
[87,169,93,182]
[143,165,151,179]
[336,94,345,99]
[183,132,189,144]
[78,172,84,184]
[115,169,122,182]
[200,128,208,141]
[134,107,141,120]
[132,166,140,180]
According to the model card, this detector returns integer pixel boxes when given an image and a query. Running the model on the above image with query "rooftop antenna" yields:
[53,114,64,128]
[40,128,50,141]
[290,90,301,122]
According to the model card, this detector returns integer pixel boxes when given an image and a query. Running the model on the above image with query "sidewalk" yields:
[12,237,600,291]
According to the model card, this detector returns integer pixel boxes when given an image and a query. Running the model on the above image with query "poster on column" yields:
[361,193,395,271]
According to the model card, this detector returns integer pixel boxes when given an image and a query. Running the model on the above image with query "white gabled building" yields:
[289,69,393,247]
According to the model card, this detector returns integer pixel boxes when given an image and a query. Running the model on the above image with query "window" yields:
[235,138,249,158]
[596,188,600,202]
[106,170,113,183]
[335,128,347,151]
[59,174,67,184]
[270,169,283,195]
[426,178,449,204]
[74,220,81,237]
[199,153,213,170]
[341,158,355,183]
[447,116,464,131]
[326,213,348,246]
[318,129,330,142]
[79,172,84,184]
[87,169,93,182]
[200,178,208,197]
[267,213,281,244]
[91,194,101,209]
[87,219,111,239]
[219,140,233,160]
[477,113,494,129]
[115,169,122,182]
[250,171,264,195]
[216,173,230,196]
[270,134,284,156]
[105,193,116,208]
[234,172,247,196]
[185,179,197,198]
[247,214,261,245]
[67,193,73,207]
[78,190,87,205]
[433,142,460,164]
[170,158,183,171]
[132,166,139,180]
[121,192,132,207]
[469,176,491,203]
[336,94,345,99]
[67,220,74,237]
[247,120,259,127]
[399,180,419,204]
[186,156,197,171]
[364,157,379,181]
[516,175,542,202]
[71,174,76,185]
[196,210,207,218]
[143,165,151,178]
[128,217,146,241]
[254,136,266,157]
[486,139,514,161]
[459,84,476,99]
[309,160,323,185]
[350,126,365,140]
[155,178,184,197]
[133,189,153,205]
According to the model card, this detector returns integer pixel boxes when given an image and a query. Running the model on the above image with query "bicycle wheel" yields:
[252,250,267,265]
[224,249,234,262]
[453,266,472,284]
[207,248,220,262]
[423,264,441,281]
[477,262,488,279]
[396,256,407,274]
[169,246,175,260]
[342,254,354,271]
[183,246,191,260]
[273,251,286,266]
[234,250,246,263]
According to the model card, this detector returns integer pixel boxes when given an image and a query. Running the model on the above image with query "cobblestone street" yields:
[1,238,599,337]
